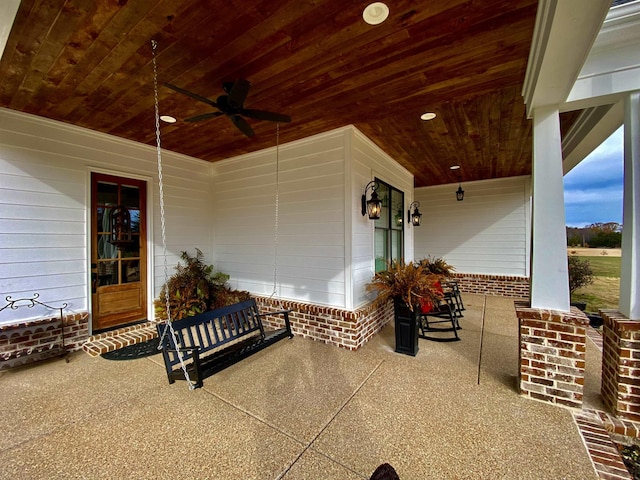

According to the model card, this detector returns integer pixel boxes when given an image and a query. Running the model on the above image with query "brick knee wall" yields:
[601,310,640,422]
[454,273,529,298]
[0,312,90,370]
[255,296,394,351]
[515,301,590,409]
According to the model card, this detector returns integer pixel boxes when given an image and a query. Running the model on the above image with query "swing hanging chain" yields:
[151,39,196,390]
[272,123,280,298]
[269,124,284,310]
[151,39,171,329]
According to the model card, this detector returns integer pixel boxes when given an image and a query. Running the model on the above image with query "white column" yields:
[530,106,570,311]
[619,92,640,319]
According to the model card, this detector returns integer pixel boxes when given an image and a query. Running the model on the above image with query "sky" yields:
[563,126,624,228]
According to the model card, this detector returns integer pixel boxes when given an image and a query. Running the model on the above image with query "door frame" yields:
[86,168,154,334]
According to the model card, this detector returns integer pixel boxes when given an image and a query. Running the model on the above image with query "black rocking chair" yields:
[418,293,461,342]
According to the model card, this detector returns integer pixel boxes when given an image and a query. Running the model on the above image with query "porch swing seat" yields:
[157,299,293,388]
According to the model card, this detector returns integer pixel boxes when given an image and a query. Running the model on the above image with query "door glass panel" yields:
[122,260,140,283]
[98,234,118,259]
[97,261,118,286]
[97,207,105,232]
[120,242,140,258]
[121,186,140,208]
[129,209,140,233]
[97,182,118,205]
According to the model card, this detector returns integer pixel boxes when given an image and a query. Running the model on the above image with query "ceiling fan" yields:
[164,79,291,137]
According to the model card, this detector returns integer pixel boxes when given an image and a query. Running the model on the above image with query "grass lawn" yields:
[579,256,621,278]
[570,254,621,313]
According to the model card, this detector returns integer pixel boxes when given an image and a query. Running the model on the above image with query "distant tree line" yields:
[567,222,622,248]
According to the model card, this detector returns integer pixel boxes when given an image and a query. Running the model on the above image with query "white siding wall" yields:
[351,129,414,308]
[414,176,531,276]
[0,111,417,320]
[0,109,211,323]
[212,129,347,308]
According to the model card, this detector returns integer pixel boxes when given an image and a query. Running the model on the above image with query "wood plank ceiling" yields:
[0,0,548,187]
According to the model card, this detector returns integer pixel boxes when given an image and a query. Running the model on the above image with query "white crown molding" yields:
[0,107,210,168]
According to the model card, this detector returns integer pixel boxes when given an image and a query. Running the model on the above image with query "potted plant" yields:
[154,249,250,321]
[367,260,444,356]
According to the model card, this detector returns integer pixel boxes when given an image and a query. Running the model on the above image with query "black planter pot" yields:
[571,302,587,311]
[393,297,419,356]
[588,314,603,328]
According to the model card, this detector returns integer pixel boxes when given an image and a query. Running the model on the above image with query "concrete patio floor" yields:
[0,294,603,479]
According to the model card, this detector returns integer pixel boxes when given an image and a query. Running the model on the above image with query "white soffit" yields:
[0,0,20,62]
[522,0,611,117]
[562,101,623,174]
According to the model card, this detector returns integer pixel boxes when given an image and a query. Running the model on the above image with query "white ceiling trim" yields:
[0,0,20,63]
[522,0,610,117]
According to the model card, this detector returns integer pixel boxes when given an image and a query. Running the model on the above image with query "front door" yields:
[91,173,147,332]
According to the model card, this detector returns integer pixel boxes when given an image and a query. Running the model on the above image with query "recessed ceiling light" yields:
[363,2,389,25]
[450,165,461,170]
[420,112,436,121]
[160,115,176,123]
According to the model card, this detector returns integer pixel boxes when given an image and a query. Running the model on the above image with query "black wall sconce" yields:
[407,201,422,226]
[456,183,465,202]
[110,205,133,248]
[361,181,382,219]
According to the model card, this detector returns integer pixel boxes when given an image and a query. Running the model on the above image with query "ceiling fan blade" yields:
[184,112,224,122]
[227,79,251,108]
[230,115,254,137]
[242,109,291,123]
[163,83,219,109]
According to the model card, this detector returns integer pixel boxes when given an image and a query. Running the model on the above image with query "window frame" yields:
[373,178,404,272]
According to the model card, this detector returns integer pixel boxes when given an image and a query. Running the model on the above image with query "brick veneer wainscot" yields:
[515,301,590,409]
[255,296,394,351]
[454,273,529,298]
[84,298,395,357]
[601,309,640,422]
[0,312,89,369]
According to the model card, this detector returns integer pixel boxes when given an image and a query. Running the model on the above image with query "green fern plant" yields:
[367,259,443,311]
[418,256,455,277]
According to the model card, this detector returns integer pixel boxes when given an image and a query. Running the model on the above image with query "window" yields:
[373,179,404,272]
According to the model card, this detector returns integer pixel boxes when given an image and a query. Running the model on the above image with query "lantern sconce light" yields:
[407,201,422,226]
[361,181,382,220]
[456,183,465,202]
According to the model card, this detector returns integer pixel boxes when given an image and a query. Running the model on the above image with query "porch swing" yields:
[150,41,293,389]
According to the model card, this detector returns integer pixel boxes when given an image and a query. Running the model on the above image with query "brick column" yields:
[515,301,590,408]
[601,310,640,422]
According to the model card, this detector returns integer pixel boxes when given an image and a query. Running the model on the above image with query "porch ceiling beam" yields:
[565,2,640,110]
[522,0,610,118]
[559,2,640,171]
